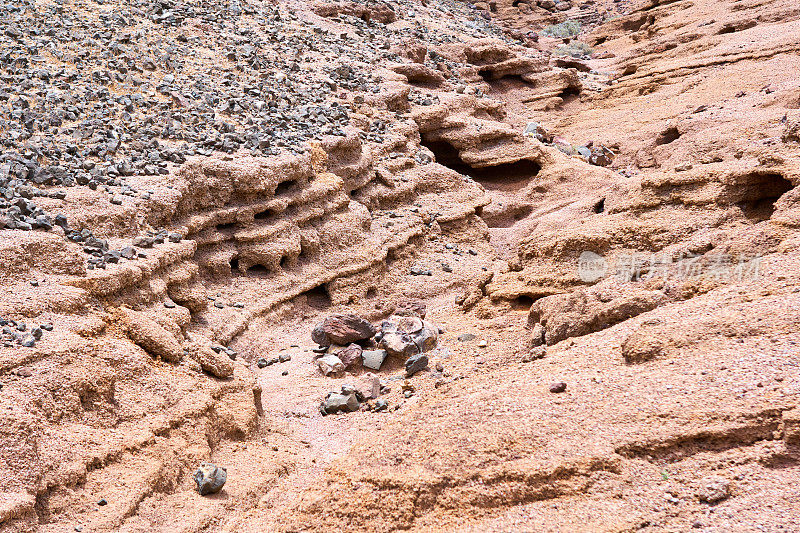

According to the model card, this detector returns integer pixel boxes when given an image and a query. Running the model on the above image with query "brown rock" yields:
[118,307,183,363]
[187,342,234,378]
[311,314,376,347]
[335,343,363,369]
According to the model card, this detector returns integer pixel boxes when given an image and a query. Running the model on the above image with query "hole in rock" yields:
[255,208,277,221]
[304,284,332,309]
[511,295,534,311]
[735,172,793,221]
[366,287,377,298]
[247,264,271,276]
[420,139,540,191]
[559,85,581,106]
[717,21,756,35]
[279,256,289,269]
[593,198,605,213]
[229,257,240,272]
[216,221,237,231]
[656,127,680,145]
[477,69,528,88]
[274,179,297,196]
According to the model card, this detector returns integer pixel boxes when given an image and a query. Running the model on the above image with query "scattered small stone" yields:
[405,353,429,377]
[194,463,227,495]
[361,349,387,370]
[320,385,362,415]
[458,333,476,342]
[97,498,107,506]
[697,477,731,503]
[549,381,567,393]
[410,265,432,276]
[317,354,345,376]
[257,358,268,368]
[478,340,487,348]
[335,343,363,369]
[278,353,292,363]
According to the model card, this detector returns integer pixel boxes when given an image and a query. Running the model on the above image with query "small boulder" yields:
[336,343,363,369]
[320,384,362,415]
[356,374,382,400]
[188,343,234,378]
[621,331,666,364]
[194,463,227,495]
[317,354,345,376]
[361,349,387,371]
[311,314,375,347]
[378,315,438,358]
[405,353,429,377]
[697,477,730,503]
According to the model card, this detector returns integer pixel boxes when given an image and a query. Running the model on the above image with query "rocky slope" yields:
[1,0,799,531]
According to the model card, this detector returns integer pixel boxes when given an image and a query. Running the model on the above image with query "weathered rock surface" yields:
[3,0,800,531]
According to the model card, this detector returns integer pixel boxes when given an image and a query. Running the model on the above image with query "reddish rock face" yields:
[5,0,800,530]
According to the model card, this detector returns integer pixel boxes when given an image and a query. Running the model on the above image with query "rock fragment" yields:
[320,385,363,415]
[697,477,731,503]
[361,349,388,370]
[377,315,438,358]
[317,354,345,376]
[405,353,429,377]
[311,314,375,346]
[194,463,227,495]
[335,343,363,369]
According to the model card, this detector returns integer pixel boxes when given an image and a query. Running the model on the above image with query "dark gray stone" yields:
[194,463,227,495]
[405,353,428,377]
